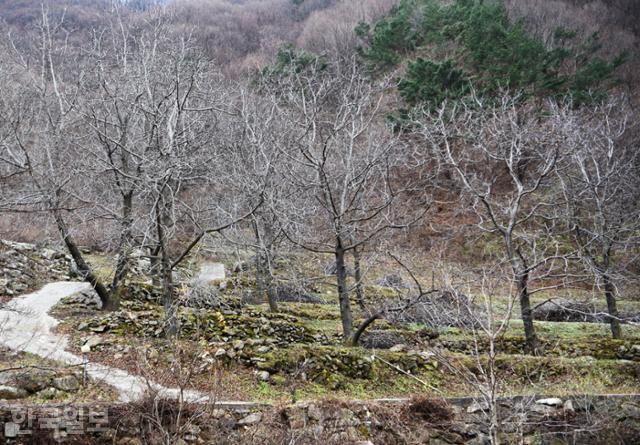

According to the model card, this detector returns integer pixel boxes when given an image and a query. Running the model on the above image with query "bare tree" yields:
[219,89,295,312]
[0,7,119,308]
[558,95,640,339]
[266,57,420,342]
[418,94,573,354]
[433,264,522,445]
[0,8,259,320]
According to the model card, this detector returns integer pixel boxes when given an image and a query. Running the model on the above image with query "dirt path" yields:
[0,281,210,403]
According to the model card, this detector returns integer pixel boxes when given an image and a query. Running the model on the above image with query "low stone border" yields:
[1,393,639,444]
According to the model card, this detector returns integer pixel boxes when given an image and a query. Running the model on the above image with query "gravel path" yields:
[0,281,209,402]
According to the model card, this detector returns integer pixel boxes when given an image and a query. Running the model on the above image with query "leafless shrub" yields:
[390,289,484,329]
[405,395,454,424]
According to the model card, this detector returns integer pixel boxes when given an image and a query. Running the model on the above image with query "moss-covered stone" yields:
[83,305,322,346]
[438,335,640,361]
[250,345,439,389]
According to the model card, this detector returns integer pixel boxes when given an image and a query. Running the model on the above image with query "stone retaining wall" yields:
[1,394,638,444]
[0,240,72,297]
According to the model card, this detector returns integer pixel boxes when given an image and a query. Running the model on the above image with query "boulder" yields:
[64,288,103,310]
[52,375,80,392]
[0,385,27,399]
[83,335,104,349]
[38,387,63,400]
[237,412,262,426]
[10,369,56,393]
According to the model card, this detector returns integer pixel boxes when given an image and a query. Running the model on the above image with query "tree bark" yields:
[253,219,278,312]
[603,273,622,339]
[256,251,278,312]
[111,191,133,293]
[353,246,365,310]
[148,245,162,287]
[53,209,116,310]
[516,269,539,355]
[156,201,176,336]
[350,312,381,346]
[335,237,353,341]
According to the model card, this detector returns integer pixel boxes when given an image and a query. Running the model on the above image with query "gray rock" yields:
[621,402,640,419]
[529,404,556,415]
[563,400,575,413]
[65,288,102,310]
[214,348,227,357]
[536,397,563,407]
[256,371,270,382]
[0,370,15,385]
[418,351,436,360]
[10,369,55,393]
[466,401,489,414]
[38,387,63,400]
[237,412,262,425]
[84,335,104,349]
[53,375,80,392]
[0,385,28,399]
[0,240,72,295]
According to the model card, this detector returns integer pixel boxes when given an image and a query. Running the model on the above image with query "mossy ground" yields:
[54,252,640,403]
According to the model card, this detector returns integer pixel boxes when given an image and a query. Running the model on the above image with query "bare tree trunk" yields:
[53,209,116,310]
[111,191,133,293]
[256,252,278,312]
[516,269,538,355]
[602,272,621,339]
[252,220,278,312]
[156,202,176,336]
[335,237,353,341]
[353,246,365,310]
[266,283,278,313]
[149,245,162,287]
